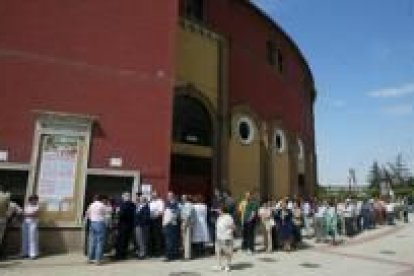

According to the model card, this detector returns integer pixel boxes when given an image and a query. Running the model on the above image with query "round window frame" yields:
[273,129,287,153]
[235,116,255,145]
[297,138,305,160]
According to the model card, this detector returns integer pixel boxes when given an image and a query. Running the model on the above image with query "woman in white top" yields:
[21,194,40,259]
[215,204,235,272]
[191,195,210,256]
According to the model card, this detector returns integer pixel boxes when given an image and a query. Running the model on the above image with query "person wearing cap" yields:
[114,192,135,260]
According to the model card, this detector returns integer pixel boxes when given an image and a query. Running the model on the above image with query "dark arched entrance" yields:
[171,94,214,199]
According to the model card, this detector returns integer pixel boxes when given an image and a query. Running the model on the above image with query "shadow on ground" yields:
[169,272,202,276]
[231,262,254,270]
[299,262,321,269]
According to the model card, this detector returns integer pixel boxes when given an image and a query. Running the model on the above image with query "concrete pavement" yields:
[1,216,414,276]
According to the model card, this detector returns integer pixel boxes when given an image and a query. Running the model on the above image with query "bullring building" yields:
[0,0,317,252]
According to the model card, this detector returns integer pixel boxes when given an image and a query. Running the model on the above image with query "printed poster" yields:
[37,135,80,213]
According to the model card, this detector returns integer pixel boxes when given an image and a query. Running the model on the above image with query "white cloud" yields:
[368,82,414,98]
[382,104,413,116]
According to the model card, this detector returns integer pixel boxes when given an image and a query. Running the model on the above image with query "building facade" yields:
[0,0,316,252]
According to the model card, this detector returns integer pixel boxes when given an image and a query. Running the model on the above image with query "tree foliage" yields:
[367,153,413,189]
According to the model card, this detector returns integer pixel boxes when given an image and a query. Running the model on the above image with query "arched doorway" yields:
[171,94,214,199]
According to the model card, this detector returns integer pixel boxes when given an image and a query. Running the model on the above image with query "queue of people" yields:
[1,185,411,273]
[83,190,411,271]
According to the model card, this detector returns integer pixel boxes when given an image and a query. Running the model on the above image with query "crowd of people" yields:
[0,186,411,272]
[84,189,411,271]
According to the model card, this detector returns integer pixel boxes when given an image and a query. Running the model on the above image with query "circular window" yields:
[236,117,255,145]
[273,129,286,153]
[297,138,304,160]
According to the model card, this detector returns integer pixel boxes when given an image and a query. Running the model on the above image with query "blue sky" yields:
[253,0,414,186]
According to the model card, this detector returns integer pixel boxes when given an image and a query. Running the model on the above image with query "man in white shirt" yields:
[314,201,327,242]
[302,200,312,238]
[215,204,235,272]
[149,191,165,257]
[385,201,395,225]
[22,194,40,259]
[336,201,346,235]
[180,195,195,260]
[355,200,363,233]
[163,191,180,261]
[85,195,106,265]
[343,199,355,237]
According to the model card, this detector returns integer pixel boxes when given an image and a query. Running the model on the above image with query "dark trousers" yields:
[292,225,302,246]
[209,217,217,250]
[149,217,164,256]
[386,212,395,225]
[356,215,363,233]
[242,221,256,252]
[362,214,371,230]
[344,217,354,237]
[271,226,279,250]
[115,224,133,259]
[163,224,179,260]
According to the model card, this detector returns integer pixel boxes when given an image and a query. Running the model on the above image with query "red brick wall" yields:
[0,0,179,196]
[206,0,315,146]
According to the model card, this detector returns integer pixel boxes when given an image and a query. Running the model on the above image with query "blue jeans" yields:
[21,220,39,258]
[88,221,106,262]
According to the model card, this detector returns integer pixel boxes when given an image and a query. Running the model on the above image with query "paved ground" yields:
[1,216,414,276]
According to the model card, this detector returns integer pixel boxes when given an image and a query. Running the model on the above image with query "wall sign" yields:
[36,135,80,213]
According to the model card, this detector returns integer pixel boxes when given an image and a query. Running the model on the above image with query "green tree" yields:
[388,153,411,186]
[367,161,382,188]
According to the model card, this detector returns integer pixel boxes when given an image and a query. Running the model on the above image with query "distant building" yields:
[0,0,317,252]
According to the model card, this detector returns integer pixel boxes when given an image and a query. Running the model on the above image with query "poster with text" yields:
[37,135,80,213]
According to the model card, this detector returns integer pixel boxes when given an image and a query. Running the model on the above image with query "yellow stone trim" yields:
[172,143,213,158]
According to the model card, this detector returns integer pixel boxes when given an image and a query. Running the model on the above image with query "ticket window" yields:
[83,175,135,212]
[0,169,28,207]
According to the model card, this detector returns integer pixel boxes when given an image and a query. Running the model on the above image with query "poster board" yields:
[35,134,84,222]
